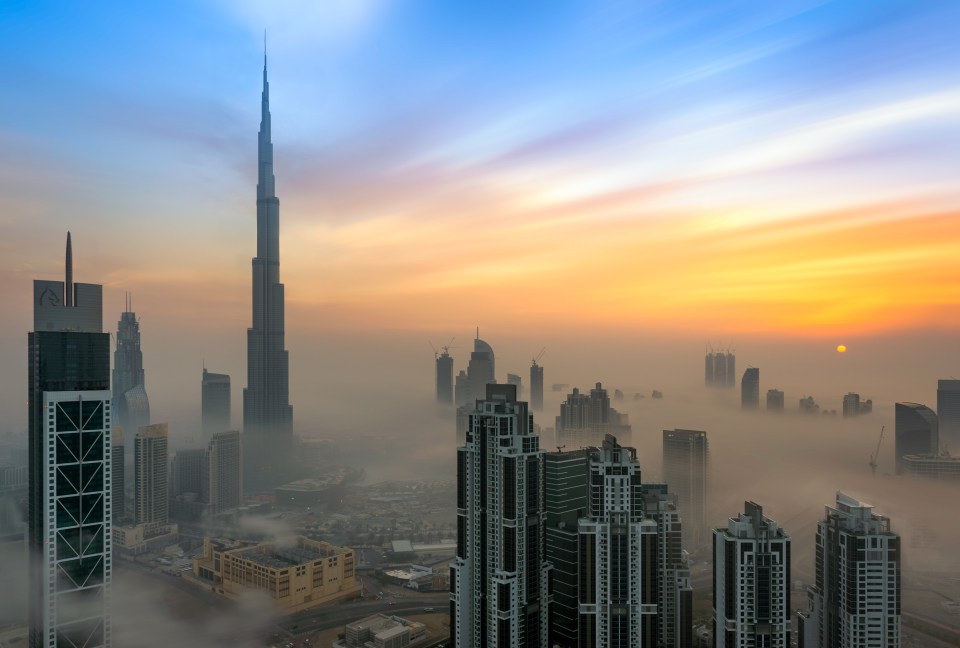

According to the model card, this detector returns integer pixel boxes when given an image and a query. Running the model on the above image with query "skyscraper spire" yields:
[65,231,73,306]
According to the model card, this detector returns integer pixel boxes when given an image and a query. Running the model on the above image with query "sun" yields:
[837,344,847,353]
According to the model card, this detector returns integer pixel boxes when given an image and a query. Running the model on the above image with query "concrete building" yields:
[799,396,820,415]
[506,373,523,400]
[555,382,632,448]
[662,429,709,551]
[112,521,178,556]
[766,389,784,412]
[134,424,168,525]
[713,501,791,647]
[842,392,860,418]
[243,52,294,493]
[435,348,453,406]
[170,448,208,521]
[334,614,427,648]
[900,453,960,482]
[741,367,759,410]
[112,294,150,435]
[194,536,359,611]
[798,492,900,648]
[530,358,544,412]
[207,430,242,515]
[894,402,938,474]
[28,233,112,648]
[937,379,960,454]
[201,368,230,436]
[465,334,496,403]
[705,351,735,388]
[451,384,549,648]
[454,370,470,408]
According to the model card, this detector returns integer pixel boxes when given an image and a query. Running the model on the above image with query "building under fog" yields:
[530,358,544,411]
[900,453,960,482]
[798,492,900,648]
[894,402,938,474]
[766,389,784,412]
[662,429,709,551]
[741,367,759,410]
[28,234,112,648]
[938,379,960,453]
[435,348,453,405]
[705,350,735,387]
[713,501,791,647]
[451,384,548,648]
[112,428,125,520]
[113,294,150,434]
[202,368,231,436]
[555,382,632,448]
[134,423,168,525]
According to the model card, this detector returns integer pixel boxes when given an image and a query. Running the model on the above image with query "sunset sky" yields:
[2,1,959,431]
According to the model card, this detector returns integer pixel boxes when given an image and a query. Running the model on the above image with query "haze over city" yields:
[2,1,960,647]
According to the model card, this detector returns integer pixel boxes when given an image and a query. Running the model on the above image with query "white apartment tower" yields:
[578,435,658,647]
[713,501,791,647]
[798,492,901,648]
[451,384,549,648]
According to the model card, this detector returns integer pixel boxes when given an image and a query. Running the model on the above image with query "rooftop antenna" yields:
[65,231,73,307]
[476,326,479,340]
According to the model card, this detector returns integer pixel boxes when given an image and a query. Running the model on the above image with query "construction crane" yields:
[429,337,457,359]
[869,425,885,474]
[532,347,546,366]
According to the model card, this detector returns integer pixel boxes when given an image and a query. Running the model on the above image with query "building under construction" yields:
[705,349,736,387]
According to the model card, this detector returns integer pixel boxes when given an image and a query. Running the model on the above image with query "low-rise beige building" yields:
[193,535,359,611]
[334,614,427,648]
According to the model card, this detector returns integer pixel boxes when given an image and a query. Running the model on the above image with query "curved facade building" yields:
[894,402,938,475]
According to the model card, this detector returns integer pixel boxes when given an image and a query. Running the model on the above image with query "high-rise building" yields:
[112,294,150,434]
[28,233,112,648]
[451,384,549,648]
[243,51,294,493]
[937,379,960,454]
[894,402,938,474]
[134,424,168,525]
[578,436,658,646]
[207,430,242,515]
[435,348,453,405]
[842,392,860,418]
[556,382,632,448]
[741,367,759,410]
[454,370,470,408]
[171,449,206,499]
[111,428,125,520]
[662,429,709,551]
[713,501,791,647]
[799,396,820,415]
[202,368,231,436]
[506,373,523,400]
[766,389,784,412]
[705,351,735,388]
[798,492,900,648]
[724,352,735,387]
[530,357,544,412]
[466,333,496,403]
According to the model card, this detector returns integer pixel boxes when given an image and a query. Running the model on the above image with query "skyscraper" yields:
[662,429,709,551]
[577,436,657,646]
[713,501,791,647]
[894,402,938,474]
[842,392,860,418]
[530,356,544,412]
[451,384,549,648]
[766,388,784,412]
[741,367,759,409]
[207,430,243,515]
[435,348,453,405]
[111,428,125,521]
[704,350,735,388]
[798,492,900,648]
[466,333,496,403]
[243,51,293,493]
[555,382,632,448]
[28,233,112,648]
[134,423,168,525]
[937,379,960,453]
[112,294,149,434]
[202,368,231,436]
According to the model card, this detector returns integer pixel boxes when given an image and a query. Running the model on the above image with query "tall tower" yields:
[207,430,243,515]
[894,402,938,474]
[937,379,960,453]
[530,356,544,412]
[435,348,453,405]
[134,424,168,525]
[112,294,149,433]
[28,233,112,648]
[713,501,791,647]
[741,367,759,409]
[662,429,709,551]
[798,492,900,647]
[243,49,293,493]
[466,332,495,403]
[451,384,549,648]
[202,368,231,436]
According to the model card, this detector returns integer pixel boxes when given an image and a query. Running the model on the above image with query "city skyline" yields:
[2,3,960,435]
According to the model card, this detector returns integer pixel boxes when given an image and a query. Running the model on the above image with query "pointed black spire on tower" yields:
[65,231,73,307]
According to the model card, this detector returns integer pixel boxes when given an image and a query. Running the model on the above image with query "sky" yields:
[1,1,960,434]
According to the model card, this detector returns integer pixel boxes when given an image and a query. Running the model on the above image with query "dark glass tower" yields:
[243,51,293,493]
[28,233,112,647]
[112,293,150,433]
